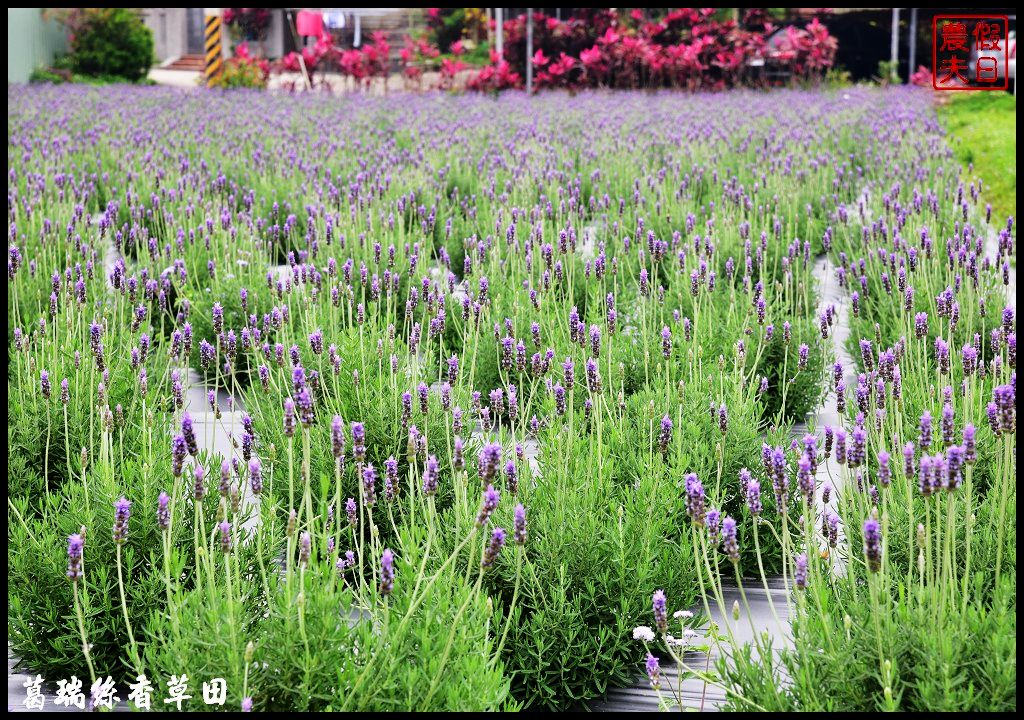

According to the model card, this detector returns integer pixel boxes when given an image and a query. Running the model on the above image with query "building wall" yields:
[7,8,68,83]
[142,8,189,63]
[142,8,287,62]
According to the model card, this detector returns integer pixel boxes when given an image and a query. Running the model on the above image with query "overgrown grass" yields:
[937,92,1017,221]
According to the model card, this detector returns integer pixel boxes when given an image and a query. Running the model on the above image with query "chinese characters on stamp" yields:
[933,15,1010,90]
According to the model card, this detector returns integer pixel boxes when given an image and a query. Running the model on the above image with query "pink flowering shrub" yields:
[276,29,394,91]
[910,65,933,87]
[465,55,523,92]
[467,8,838,92]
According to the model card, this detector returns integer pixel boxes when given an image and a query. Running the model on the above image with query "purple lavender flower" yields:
[296,388,314,428]
[476,484,500,527]
[903,442,916,478]
[212,302,224,335]
[157,491,170,531]
[962,344,978,376]
[862,516,882,572]
[962,424,977,464]
[481,527,506,569]
[585,357,602,393]
[249,457,263,495]
[703,506,721,545]
[918,455,936,496]
[504,460,518,494]
[113,497,131,544]
[945,445,964,490]
[721,516,739,563]
[478,442,502,486]
[986,401,1001,436]
[179,413,199,458]
[220,521,232,553]
[331,415,345,458]
[645,653,661,690]
[877,450,891,487]
[453,436,465,472]
[915,312,928,338]
[746,478,762,516]
[684,473,706,525]
[67,534,84,582]
[797,455,814,498]
[825,511,839,547]
[652,589,668,634]
[362,464,377,506]
[919,411,933,450]
[383,456,398,500]
[351,421,366,462]
[848,427,867,468]
[380,549,395,595]
[513,504,527,545]
[794,553,808,590]
[172,434,187,478]
[283,398,297,438]
[770,447,789,508]
[562,357,575,390]
[994,384,1015,433]
[193,465,207,500]
[553,384,567,415]
[346,497,358,528]
[657,415,673,456]
[220,460,231,496]
[935,337,950,375]
[941,403,955,446]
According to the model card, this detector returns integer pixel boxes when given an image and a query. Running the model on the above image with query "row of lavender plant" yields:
[636,90,1016,711]
[9,84,1009,711]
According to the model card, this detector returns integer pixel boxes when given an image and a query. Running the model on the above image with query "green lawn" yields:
[937,91,1017,221]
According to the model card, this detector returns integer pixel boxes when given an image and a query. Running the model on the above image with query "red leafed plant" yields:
[275,28,399,91]
[400,34,442,88]
[466,8,839,93]
[910,65,933,87]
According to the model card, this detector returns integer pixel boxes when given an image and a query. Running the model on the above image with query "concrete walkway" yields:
[147,64,470,94]
[147,67,202,89]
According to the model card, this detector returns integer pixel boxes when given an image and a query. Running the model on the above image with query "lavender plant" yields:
[6,83,1014,712]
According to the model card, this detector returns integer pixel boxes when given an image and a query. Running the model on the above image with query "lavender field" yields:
[7,84,1016,712]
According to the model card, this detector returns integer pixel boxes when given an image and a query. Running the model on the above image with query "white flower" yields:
[633,626,656,642]
[682,628,698,638]
[673,609,694,619]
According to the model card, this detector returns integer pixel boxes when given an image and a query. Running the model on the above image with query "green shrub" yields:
[28,67,70,84]
[67,8,154,83]
[720,575,1017,712]
[490,420,700,708]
